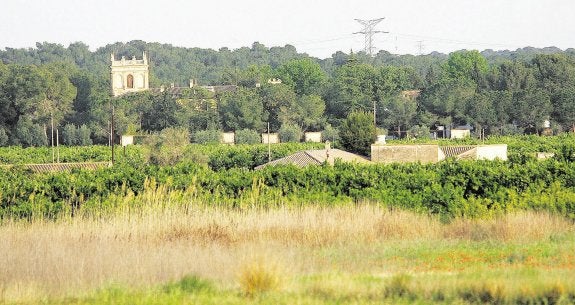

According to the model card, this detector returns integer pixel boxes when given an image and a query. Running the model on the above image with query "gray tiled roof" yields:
[2,162,111,173]
[440,146,476,158]
[255,149,370,170]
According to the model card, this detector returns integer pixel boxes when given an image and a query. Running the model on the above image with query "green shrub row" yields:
[2,156,575,220]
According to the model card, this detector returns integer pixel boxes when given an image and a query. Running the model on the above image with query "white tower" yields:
[110,52,150,97]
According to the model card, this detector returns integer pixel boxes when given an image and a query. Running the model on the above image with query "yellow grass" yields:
[0,205,573,303]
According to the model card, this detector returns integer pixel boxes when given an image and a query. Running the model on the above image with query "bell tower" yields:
[110,52,149,96]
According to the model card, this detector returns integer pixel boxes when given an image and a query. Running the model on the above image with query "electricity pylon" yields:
[354,18,388,56]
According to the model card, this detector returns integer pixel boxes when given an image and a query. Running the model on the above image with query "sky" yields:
[1,0,574,59]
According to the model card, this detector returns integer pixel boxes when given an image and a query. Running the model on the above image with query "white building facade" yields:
[110,53,150,97]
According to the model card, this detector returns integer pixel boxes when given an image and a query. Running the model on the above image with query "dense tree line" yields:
[1,40,575,147]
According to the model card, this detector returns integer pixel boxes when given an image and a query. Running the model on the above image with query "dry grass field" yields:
[1,204,575,304]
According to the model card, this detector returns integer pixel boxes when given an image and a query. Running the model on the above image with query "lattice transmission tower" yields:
[354,18,388,56]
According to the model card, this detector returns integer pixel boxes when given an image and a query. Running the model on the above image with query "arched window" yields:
[127,74,134,89]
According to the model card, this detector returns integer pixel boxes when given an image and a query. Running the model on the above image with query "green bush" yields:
[235,129,261,144]
[78,125,93,146]
[62,124,78,146]
[384,274,414,299]
[338,111,376,156]
[237,260,282,296]
[163,274,214,294]
[409,125,430,139]
[458,282,505,304]
[143,128,191,166]
[322,124,339,143]
[0,128,8,146]
[194,130,221,144]
[278,124,302,143]
[13,117,47,147]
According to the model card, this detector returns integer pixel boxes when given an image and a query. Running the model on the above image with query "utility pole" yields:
[111,104,115,165]
[354,18,388,57]
[267,122,271,163]
[373,101,377,126]
[56,128,60,163]
[51,114,55,163]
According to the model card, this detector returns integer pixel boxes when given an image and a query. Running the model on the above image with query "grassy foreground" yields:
[1,205,575,304]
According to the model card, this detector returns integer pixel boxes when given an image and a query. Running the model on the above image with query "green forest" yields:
[1,40,575,146]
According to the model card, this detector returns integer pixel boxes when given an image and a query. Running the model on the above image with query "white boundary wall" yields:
[476,144,507,161]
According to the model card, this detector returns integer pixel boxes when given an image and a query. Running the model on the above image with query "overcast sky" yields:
[1,0,573,58]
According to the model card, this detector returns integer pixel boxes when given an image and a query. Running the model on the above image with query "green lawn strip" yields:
[30,269,575,305]
[314,235,575,274]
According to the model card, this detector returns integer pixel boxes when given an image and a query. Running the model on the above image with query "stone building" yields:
[110,53,150,97]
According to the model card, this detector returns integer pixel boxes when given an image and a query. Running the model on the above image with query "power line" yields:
[391,32,524,50]
[354,18,389,56]
[292,34,355,46]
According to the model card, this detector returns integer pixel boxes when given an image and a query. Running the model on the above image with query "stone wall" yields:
[371,144,440,164]
[304,132,322,143]
[450,129,470,139]
[222,132,235,144]
[476,144,508,161]
[261,133,280,144]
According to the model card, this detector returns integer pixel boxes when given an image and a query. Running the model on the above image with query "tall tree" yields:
[324,62,377,122]
[339,111,377,156]
[276,58,327,96]
[33,63,77,128]
[419,78,476,127]
[177,87,220,132]
[259,83,298,131]
[237,65,273,88]
[0,65,46,131]
[512,90,552,133]
[443,50,488,86]
[551,85,575,131]
[293,94,326,131]
[218,88,264,131]
[494,60,535,92]
[375,65,422,98]
[381,94,418,138]
[533,54,575,92]
[141,91,183,131]
[465,91,497,132]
